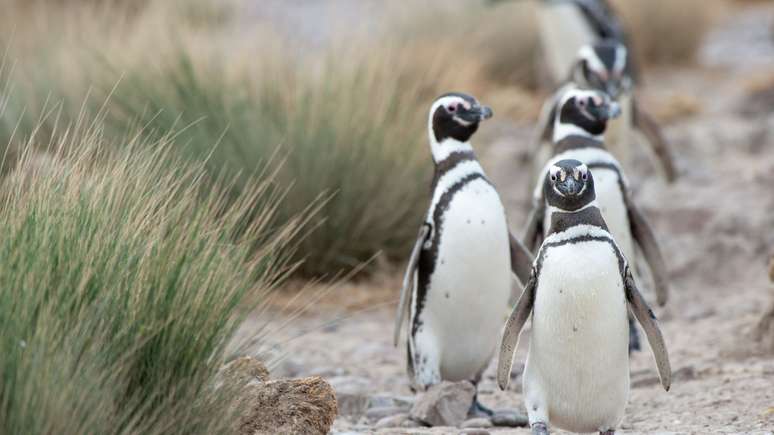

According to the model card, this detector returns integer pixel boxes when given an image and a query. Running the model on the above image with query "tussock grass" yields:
[0,121,300,434]
[612,0,723,65]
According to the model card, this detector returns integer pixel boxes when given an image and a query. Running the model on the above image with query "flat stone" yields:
[374,413,409,428]
[491,410,529,427]
[366,406,405,421]
[458,430,491,435]
[461,417,494,428]
[410,381,476,427]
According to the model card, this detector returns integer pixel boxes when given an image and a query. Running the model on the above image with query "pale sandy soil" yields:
[236,4,774,434]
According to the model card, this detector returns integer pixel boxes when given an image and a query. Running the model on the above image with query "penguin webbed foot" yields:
[599,430,615,435]
[531,421,549,435]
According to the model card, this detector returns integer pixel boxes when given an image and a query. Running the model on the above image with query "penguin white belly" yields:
[524,239,629,433]
[424,179,511,381]
[591,168,636,264]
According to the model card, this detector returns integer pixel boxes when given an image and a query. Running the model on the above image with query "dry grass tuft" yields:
[612,0,724,65]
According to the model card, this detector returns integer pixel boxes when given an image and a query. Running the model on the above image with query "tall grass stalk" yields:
[0,119,300,434]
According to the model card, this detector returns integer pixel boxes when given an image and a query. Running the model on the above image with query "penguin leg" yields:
[467,377,494,417]
[410,327,442,390]
[628,312,641,353]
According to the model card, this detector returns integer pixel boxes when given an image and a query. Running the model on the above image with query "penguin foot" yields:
[599,431,615,435]
[467,397,494,417]
[531,422,549,435]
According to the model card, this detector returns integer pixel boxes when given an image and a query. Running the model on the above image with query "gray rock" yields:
[491,410,529,427]
[458,430,491,435]
[328,376,371,417]
[367,394,414,410]
[409,381,476,427]
[366,406,405,421]
[374,413,409,428]
[461,417,494,428]
[401,417,425,428]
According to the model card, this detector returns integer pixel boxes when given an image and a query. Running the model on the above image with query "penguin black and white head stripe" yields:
[553,87,621,143]
[572,39,632,99]
[544,159,596,212]
[428,92,493,162]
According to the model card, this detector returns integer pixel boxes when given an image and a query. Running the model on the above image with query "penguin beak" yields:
[557,176,583,197]
[458,104,493,123]
[590,100,621,121]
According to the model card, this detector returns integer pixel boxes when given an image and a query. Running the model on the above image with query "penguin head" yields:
[573,39,632,99]
[428,92,493,161]
[553,86,621,143]
[544,159,596,211]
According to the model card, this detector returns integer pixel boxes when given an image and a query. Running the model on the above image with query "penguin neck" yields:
[430,137,475,164]
[553,135,607,154]
[547,202,609,236]
[553,121,604,144]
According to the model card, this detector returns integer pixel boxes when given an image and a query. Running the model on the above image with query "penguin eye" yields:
[582,172,588,181]
[577,98,587,108]
[447,104,457,112]
[550,173,557,182]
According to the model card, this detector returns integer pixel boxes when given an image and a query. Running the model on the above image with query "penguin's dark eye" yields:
[582,172,588,181]
[550,174,557,182]
[448,105,457,112]
[578,98,587,108]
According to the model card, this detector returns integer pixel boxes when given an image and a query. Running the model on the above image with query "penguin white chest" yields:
[592,168,635,262]
[525,237,630,433]
[423,179,511,381]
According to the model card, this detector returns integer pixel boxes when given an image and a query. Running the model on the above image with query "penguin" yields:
[498,159,671,435]
[525,86,671,351]
[530,39,678,183]
[393,92,534,415]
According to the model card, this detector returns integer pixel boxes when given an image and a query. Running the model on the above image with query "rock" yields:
[236,376,337,435]
[374,413,409,428]
[461,417,494,428]
[409,381,476,427]
[401,417,425,428]
[491,410,529,427]
[769,256,774,282]
[365,406,405,421]
[367,394,414,410]
[214,356,270,391]
[458,430,491,435]
[327,376,371,417]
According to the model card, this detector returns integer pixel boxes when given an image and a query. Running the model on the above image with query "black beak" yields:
[558,176,583,196]
[457,104,493,123]
[588,100,621,121]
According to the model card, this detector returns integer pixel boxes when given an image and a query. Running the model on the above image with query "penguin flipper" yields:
[625,194,670,306]
[632,98,678,183]
[624,268,672,392]
[393,223,430,347]
[523,200,546,254]
[497,270,537,391]
[509,232,534,286]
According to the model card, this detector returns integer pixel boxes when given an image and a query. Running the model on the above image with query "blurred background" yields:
[0,1,773,434]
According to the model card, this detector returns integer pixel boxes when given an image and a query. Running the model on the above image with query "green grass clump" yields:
[99,47,435,277]
[0,123,298,434]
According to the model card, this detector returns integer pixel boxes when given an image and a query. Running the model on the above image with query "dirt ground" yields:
[238,4,774,434]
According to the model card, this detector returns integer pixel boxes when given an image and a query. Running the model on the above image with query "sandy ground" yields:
[237,4,774,434]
